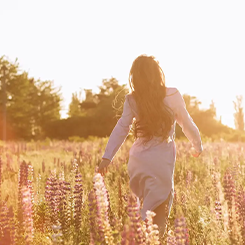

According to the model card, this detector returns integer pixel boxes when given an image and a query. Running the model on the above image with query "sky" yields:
[1,0,245,128]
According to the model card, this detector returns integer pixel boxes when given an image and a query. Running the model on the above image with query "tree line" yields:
[0,56,244,141]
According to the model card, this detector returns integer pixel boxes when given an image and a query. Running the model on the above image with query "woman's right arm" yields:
[173,90,203,154]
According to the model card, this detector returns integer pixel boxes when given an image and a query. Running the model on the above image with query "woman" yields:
[98,54,203,235]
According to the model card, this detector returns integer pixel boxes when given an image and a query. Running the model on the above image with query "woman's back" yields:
[99,55,203,235]
[102,86,202,162]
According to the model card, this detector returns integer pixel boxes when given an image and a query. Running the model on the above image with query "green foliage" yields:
[48,78,128,139]
[68,91,85,117]
[0,56,62,140]
[175,94,235,140]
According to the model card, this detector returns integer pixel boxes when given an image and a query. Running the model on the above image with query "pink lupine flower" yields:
[21,186,34,245]
[144,210,161,245]
[166,230,177,245]
[93,173,114,245]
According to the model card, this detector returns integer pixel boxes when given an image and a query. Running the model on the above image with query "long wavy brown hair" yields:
[128,55,174,144]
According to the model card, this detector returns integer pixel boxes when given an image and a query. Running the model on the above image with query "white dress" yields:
[102,87,203,220]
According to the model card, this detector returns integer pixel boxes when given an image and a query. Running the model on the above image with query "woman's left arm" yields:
[101,94,134,161]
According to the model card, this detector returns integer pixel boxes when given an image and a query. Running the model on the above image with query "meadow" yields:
[0,138,245,245]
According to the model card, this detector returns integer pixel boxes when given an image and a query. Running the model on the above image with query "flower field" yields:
[0,139,245,245]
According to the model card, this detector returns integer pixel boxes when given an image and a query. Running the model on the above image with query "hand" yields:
[98,158,111,176]
[192,151,201,158]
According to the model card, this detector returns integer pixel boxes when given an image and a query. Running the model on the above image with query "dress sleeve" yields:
[102,95,134,161]
[173,90,203,153]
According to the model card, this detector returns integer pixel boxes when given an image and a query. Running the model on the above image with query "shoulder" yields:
[125,93,135,103]
[165,87,179,97]
[125,93,137,113]
[165,87,185,108]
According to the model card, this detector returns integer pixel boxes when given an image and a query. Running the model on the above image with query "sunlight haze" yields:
[1,0,245,128]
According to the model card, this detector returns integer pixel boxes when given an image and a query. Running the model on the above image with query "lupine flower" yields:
[223,169,236,241]
[74,172,83,231]
[127,193,145,244]
[235,186,245,242]
[51,223,63,244]
[58,179,71,240]
[214,201,222,222]
[166,230,177,245]
[88,189,101,243]
[144,210,161,245]
[212,172,219,200]
[21,186,34,245]
[93,173,114,245]
[174,216,189,245]
[223,170,236,211]
[17,161,33,243]
[121,223,137,245]
[0,202,11,244]
[45,171,61,227]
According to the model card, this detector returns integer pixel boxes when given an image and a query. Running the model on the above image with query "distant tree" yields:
[182,94,201,115]
[233,95,244,131]
[45,78,129,139]
[209,100,217,119]
[33,80,61,137]
[80,89,97,111]
[68,91,84,117]
[0,56,62,140]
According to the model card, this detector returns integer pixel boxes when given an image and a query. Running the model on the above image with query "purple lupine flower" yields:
[74,173,83,231]
[214,201,222,222]
[174,216,189,245]
[127,193,145,244]
[121,223,137,245]
[223,170,236,211]
[223,169,236,241]
[88,189,102,243]
[235,186,245,242]
[58,179,71,240]
[45,171,61,227]
[212,172,219,200]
